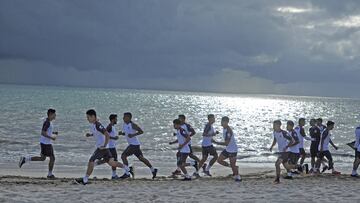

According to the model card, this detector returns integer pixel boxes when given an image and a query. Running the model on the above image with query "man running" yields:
[294,118,311,173]
[119,112,158,179]
[213,116,241,182]
[75,109,129,185]
[198,114,219,176]
[270,120,296,184]
[170,119,192,181]
[309,118,321,173]
[19,109,58,179]
[315,121,341,175]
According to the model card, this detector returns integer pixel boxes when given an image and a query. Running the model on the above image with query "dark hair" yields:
[86,109,97,117]
[124,112,132,118]
[109,114,117,121]
[178,115,186,120]
[317,118,323,122]
[327,121,335,126]
[287,120,294,126]
[221,116,229,122]
[299,118,305,123]
[273,120,282,125]
[173,119,181,125]
[310,118,316,124]
[208,114,215,119]
[47,109,56,116]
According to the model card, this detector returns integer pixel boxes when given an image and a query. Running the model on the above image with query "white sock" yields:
[112,170,117,177]
[287,172,292,176]
[124,165,130,175]
[185,173,191,178]
[150,167,155,173]
[83,175,89,183]
[48,171,53,176]
[205,164,211,171]
[176,167,181,171]
[352,170,357,175]
[234,175,241,180]
[25,156,31,162]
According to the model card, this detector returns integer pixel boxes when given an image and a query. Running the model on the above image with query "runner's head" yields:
[178,115,186,123]
[123,112,132,123]
[86,109,97,123]
[47,108,56,121]
[310,118,316,126]
[109,114,117,125]
[298,118,305,126]
[316,118,323,126]
[326,120,335,130]
[173,119,182,129]
[208,114,215,124]
[273,120,282,131]
[221,116,229,127]
[286,120,295,131]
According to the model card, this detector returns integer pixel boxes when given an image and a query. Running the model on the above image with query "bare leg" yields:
[31,155,46,161]
[229,157,238,176]
[138,156,153,168]
[86,161,95,177]
[198,154,208,170]
[121,154,129,166]
[189,153,200,162]
[217,154,230,167]
[48,155,55,172]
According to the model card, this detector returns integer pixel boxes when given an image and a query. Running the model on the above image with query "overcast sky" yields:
[1,0,360,97]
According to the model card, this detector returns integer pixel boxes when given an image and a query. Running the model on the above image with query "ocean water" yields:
[0,84,359,177]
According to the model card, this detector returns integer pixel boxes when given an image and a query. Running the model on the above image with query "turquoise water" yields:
[0,84,359,176]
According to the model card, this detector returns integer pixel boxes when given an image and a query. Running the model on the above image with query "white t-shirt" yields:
[288,130,300,153]
[294,126,306,148]
[319,129,331,151]
[107,124,117,149]
[181,123,195,145]
[90,121,109,149]
[40,118,53,145]
[176,128,190,153]
[273,130,291,152]
[355,127,360,152]
[223,126,238,153]
[123,122,141,146]
[202,123,215,147]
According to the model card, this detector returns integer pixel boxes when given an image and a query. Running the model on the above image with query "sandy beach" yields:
[1,171,359,203]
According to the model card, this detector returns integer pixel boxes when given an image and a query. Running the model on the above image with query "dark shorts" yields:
[299,148,306,156]
[278,152,290,163]
[177,152,189,166]
[89,148,113,162]
[289,152,300,165]
[202,145,217,157]
[310,142,319,158]
[221,149,237,158]
[109,148,118,161]
[122,145,143,158]
[40,143,54,157]
[356,151,360,159]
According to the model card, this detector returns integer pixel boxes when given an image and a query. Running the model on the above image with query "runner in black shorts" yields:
[19,109,58,179]
[75,109,128,185]
[309,119,320,173]
[198,114,219,176]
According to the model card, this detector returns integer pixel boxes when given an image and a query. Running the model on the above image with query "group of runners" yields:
[18,109,360,184]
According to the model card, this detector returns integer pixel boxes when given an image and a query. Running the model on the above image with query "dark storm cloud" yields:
[0,0,360,97]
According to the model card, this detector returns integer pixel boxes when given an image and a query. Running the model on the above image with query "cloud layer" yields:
[1,0,360,97]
